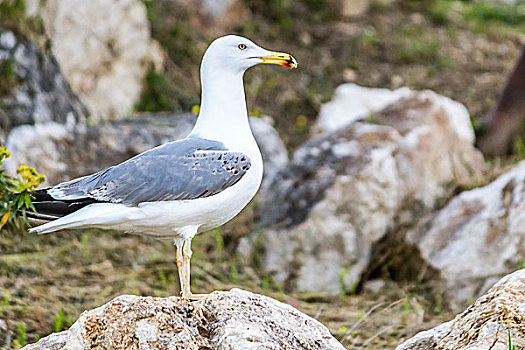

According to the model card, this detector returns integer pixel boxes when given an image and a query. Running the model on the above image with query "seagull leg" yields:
[181,237,206,300]
[181,238,193,298]
[174,240,185,296]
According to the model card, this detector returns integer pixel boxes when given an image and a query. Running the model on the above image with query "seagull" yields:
[28,35,297,299]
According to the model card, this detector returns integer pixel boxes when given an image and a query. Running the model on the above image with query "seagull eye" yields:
[238,43,247,50]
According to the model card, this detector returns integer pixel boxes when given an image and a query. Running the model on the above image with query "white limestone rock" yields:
[5,122,74,180]
[315,84,412,134]
[197,0,237,19]
[315,84,475,145]
[253,90,485,294]
[249,116,289,193]
[408,160,525,309]
[22,289,345,350]
[26,0,163,121]
[396,269,525,350]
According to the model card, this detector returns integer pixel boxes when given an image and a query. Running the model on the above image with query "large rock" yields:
[249,116,289,195]
[22,289,345,350]
[250,89,485,294]
[407,160,525,309]
[315,84,475,145]
[25,0,163,121]
[5,114,286,188]
[315,84,412,134]
[197,0,237,19]
[0,30,88,137]
[396,269,525,350]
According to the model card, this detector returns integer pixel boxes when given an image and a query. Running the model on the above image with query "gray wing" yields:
[47,138,252,205]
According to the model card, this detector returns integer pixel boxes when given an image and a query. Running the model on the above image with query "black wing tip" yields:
[33,189,54,202]
[29,198,97,221]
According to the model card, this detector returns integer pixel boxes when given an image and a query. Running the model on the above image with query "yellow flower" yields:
[0,146,10,166]
[16,164,46,191]
[191,105,200,115]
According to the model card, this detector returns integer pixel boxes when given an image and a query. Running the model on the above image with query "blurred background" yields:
[1,0,525,348]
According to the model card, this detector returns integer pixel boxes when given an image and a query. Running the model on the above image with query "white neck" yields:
[189,67,253,149]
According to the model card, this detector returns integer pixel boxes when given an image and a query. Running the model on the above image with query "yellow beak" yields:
[253,51,297,69]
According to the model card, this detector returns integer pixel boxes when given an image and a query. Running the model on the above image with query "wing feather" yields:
[36,138,251,216]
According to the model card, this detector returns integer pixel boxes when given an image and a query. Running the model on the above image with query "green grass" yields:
[0,0,26,26]
[339,267,358,297]
[0,289,10,313]
[393,27,440,64]
[53,309,64,333]
[358,29,383,55]
[135,68,174,113]
[1,222,455,349]
[463,1,525,25]
[143,0,203,66]
[426,0,453,25]
[138,0,203,113]
[15,322,26,347]
[403,0,525,32]
[0,58,23,97]
[52,308,72,333]
[508,329,516,350]
[300,0,339,22]
[513,136,525,160]
[213,227,225,255]
[268,0,293,32]
[425,0,525,35]
[0,0,45,41]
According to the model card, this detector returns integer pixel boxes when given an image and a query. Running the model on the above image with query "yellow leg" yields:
[181,238,192,298]
[175,243,184,296]
[174,237,207,301]
[181,238,208,300]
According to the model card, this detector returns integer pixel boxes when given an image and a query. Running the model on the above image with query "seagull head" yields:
[201,35,297,75]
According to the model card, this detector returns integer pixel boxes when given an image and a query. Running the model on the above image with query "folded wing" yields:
[29,138,251,220]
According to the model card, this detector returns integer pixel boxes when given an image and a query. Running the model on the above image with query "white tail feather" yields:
[28,203,131,234]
